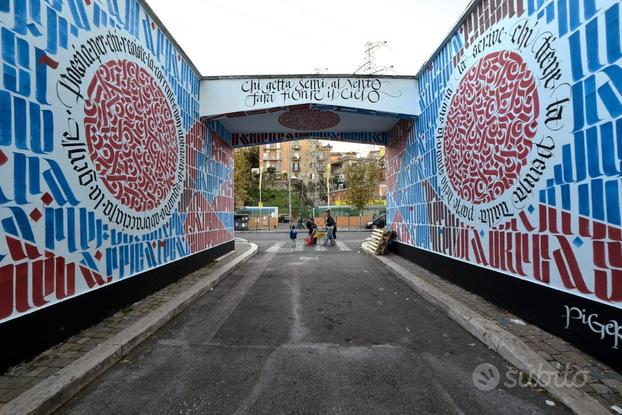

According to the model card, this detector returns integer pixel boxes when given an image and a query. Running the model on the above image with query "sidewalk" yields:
[368,248,622,414]
[0,241,257,415]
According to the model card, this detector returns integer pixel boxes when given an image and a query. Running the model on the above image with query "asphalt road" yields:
[58,232,569,414]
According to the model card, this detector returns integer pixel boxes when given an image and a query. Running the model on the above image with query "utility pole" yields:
[353,41,394,75]
[326,161,331,208]
[314,179,317,207]
[288,151,292,225]
[258,159,263,207]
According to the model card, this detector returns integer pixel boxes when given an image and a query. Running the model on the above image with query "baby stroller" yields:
[305,228,326,246]
[305,227,325,246]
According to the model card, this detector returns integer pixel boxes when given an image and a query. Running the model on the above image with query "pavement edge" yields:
[0,243,259,415]
[361,244,611,415]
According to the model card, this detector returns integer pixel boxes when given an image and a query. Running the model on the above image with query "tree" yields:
[247,147,259,168]
[344,159,382,222]
[331,175,341,190]
[262,166,276,190]
[234,149,252,209]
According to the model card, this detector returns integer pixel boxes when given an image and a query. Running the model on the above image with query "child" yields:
[289,225,298,248]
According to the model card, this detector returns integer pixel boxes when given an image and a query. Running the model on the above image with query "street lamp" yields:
[288,154,292,226]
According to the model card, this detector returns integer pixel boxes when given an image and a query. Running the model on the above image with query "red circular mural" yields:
[278,109,340,130]
[84,60,179,212]
[443,51,539,205]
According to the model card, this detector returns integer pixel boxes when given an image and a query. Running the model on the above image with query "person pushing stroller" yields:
[324,210,336,247]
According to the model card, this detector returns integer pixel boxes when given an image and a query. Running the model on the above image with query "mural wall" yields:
[0,0,234,323]
[387,0,622,315]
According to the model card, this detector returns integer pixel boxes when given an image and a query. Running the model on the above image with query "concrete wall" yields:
[0,0,234,325]
[386,0,622,358]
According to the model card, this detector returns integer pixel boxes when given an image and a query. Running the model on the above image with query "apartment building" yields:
[258,140,332,184]
[258,142,291,177]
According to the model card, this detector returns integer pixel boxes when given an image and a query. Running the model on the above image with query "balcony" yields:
[263,153,281,161]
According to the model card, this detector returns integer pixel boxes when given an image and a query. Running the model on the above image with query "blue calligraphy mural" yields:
[387,0,622,309]
[0,0,233,323]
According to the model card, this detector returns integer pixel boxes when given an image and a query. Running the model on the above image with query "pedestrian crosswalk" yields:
[266,242,285,252]
[263,241,356,253]
[335,241,352,251]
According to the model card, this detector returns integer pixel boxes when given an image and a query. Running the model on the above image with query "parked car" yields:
[278,214,291,223]
[365,213,386,229]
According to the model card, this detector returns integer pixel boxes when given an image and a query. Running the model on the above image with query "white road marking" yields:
[335,241,351,251]
[266,242,285,252]
[263,240,361,253]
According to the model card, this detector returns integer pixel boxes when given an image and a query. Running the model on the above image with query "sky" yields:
[144,0,472,152]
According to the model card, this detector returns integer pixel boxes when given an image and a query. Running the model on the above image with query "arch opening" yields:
[200,75,419,148]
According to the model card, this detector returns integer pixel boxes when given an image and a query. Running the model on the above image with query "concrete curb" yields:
[0,243,259,415]
[361,245,611,415]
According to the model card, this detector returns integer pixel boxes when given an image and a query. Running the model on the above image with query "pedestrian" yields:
[324,210,336,247]
[306,217,315,235]
[289,225,298,248]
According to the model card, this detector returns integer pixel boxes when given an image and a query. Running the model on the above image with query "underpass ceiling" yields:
[214,105,401,134]
[200,75,418,147]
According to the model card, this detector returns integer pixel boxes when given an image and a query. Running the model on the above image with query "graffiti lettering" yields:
[472,28,505,59]
[511,20,536,49]
[512,136,555,206]
[479,201,513,227]
[241,77,390,107]
[563,306,622,349]
[452,198,475,221]
[58,32,185,233]
[533,33,563,89]
[544,98,570,128]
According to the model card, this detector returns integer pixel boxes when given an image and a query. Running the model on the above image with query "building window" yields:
[293,162,300,172]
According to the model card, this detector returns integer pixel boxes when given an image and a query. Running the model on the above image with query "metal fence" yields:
[311,205,386,230]
[235,206,279,230]
[235,205,386,231]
